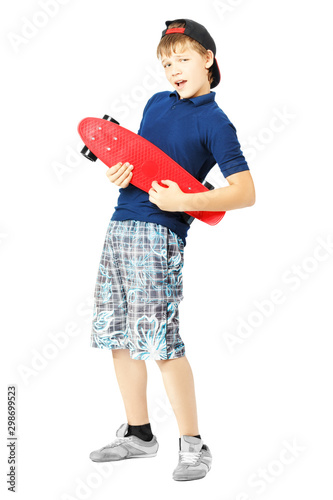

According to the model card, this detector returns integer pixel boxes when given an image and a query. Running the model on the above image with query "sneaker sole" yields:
[90,452,158,462]
[173,474,207,481]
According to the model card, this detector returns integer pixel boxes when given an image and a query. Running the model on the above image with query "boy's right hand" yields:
[106,162,134,188]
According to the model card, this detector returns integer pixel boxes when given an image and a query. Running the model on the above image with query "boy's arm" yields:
[149,170,255,212]
[180,170,256,212]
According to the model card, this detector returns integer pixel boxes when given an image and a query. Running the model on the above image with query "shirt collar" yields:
[169,89,216,107]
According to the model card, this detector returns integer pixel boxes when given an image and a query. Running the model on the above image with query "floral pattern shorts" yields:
[90,219,185,360]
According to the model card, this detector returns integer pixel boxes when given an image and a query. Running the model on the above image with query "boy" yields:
[89,18,255,481]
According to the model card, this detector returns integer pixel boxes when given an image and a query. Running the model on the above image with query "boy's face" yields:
[161,44,214,100]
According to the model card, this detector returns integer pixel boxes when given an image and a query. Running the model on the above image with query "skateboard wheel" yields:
[81,145,98,162]
[102,115,120,124]
[203,180,214,190]
[181,180,215,225]
[80,115,120,161]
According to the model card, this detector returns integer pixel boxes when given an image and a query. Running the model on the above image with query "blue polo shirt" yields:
[111,90,249,246]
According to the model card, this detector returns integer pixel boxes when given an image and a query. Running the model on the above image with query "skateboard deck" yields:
[78,116,226,225]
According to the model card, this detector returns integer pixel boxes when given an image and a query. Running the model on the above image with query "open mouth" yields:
[175,80,187,89]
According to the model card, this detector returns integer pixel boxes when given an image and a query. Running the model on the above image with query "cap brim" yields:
[210,57,221,89]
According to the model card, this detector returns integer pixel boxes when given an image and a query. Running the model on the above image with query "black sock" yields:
[125,423,153,441]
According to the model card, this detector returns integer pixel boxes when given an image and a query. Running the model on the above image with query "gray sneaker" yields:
[172,435,212,481]
[89,423,159,462]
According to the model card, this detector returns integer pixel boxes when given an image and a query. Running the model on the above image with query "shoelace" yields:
[179,450,202,465]
[104,437,130,448]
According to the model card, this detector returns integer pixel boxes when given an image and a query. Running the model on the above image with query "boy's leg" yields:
[89,347,158,462]
[155,355,200,437]
[112,348,150,425]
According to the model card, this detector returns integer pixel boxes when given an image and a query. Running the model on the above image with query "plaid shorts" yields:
[90,219,185,360]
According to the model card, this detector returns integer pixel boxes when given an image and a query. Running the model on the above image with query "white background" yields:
[1,0,332,499]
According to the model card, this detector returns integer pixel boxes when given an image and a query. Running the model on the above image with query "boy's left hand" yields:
[148,180,186,212]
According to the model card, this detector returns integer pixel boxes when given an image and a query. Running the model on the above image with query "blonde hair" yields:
[156,21,214,86]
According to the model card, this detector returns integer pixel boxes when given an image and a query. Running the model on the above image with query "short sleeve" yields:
[207,119,249,178]
[137,95,156,136]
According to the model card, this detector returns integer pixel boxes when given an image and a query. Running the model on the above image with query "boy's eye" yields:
[163,59,188,68]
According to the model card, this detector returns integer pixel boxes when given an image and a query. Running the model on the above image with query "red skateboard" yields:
[78,115,225,225]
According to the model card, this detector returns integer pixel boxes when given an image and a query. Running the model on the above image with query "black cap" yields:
[161,18,221,89]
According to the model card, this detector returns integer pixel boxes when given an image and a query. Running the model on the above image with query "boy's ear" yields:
[205,49,214,69]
